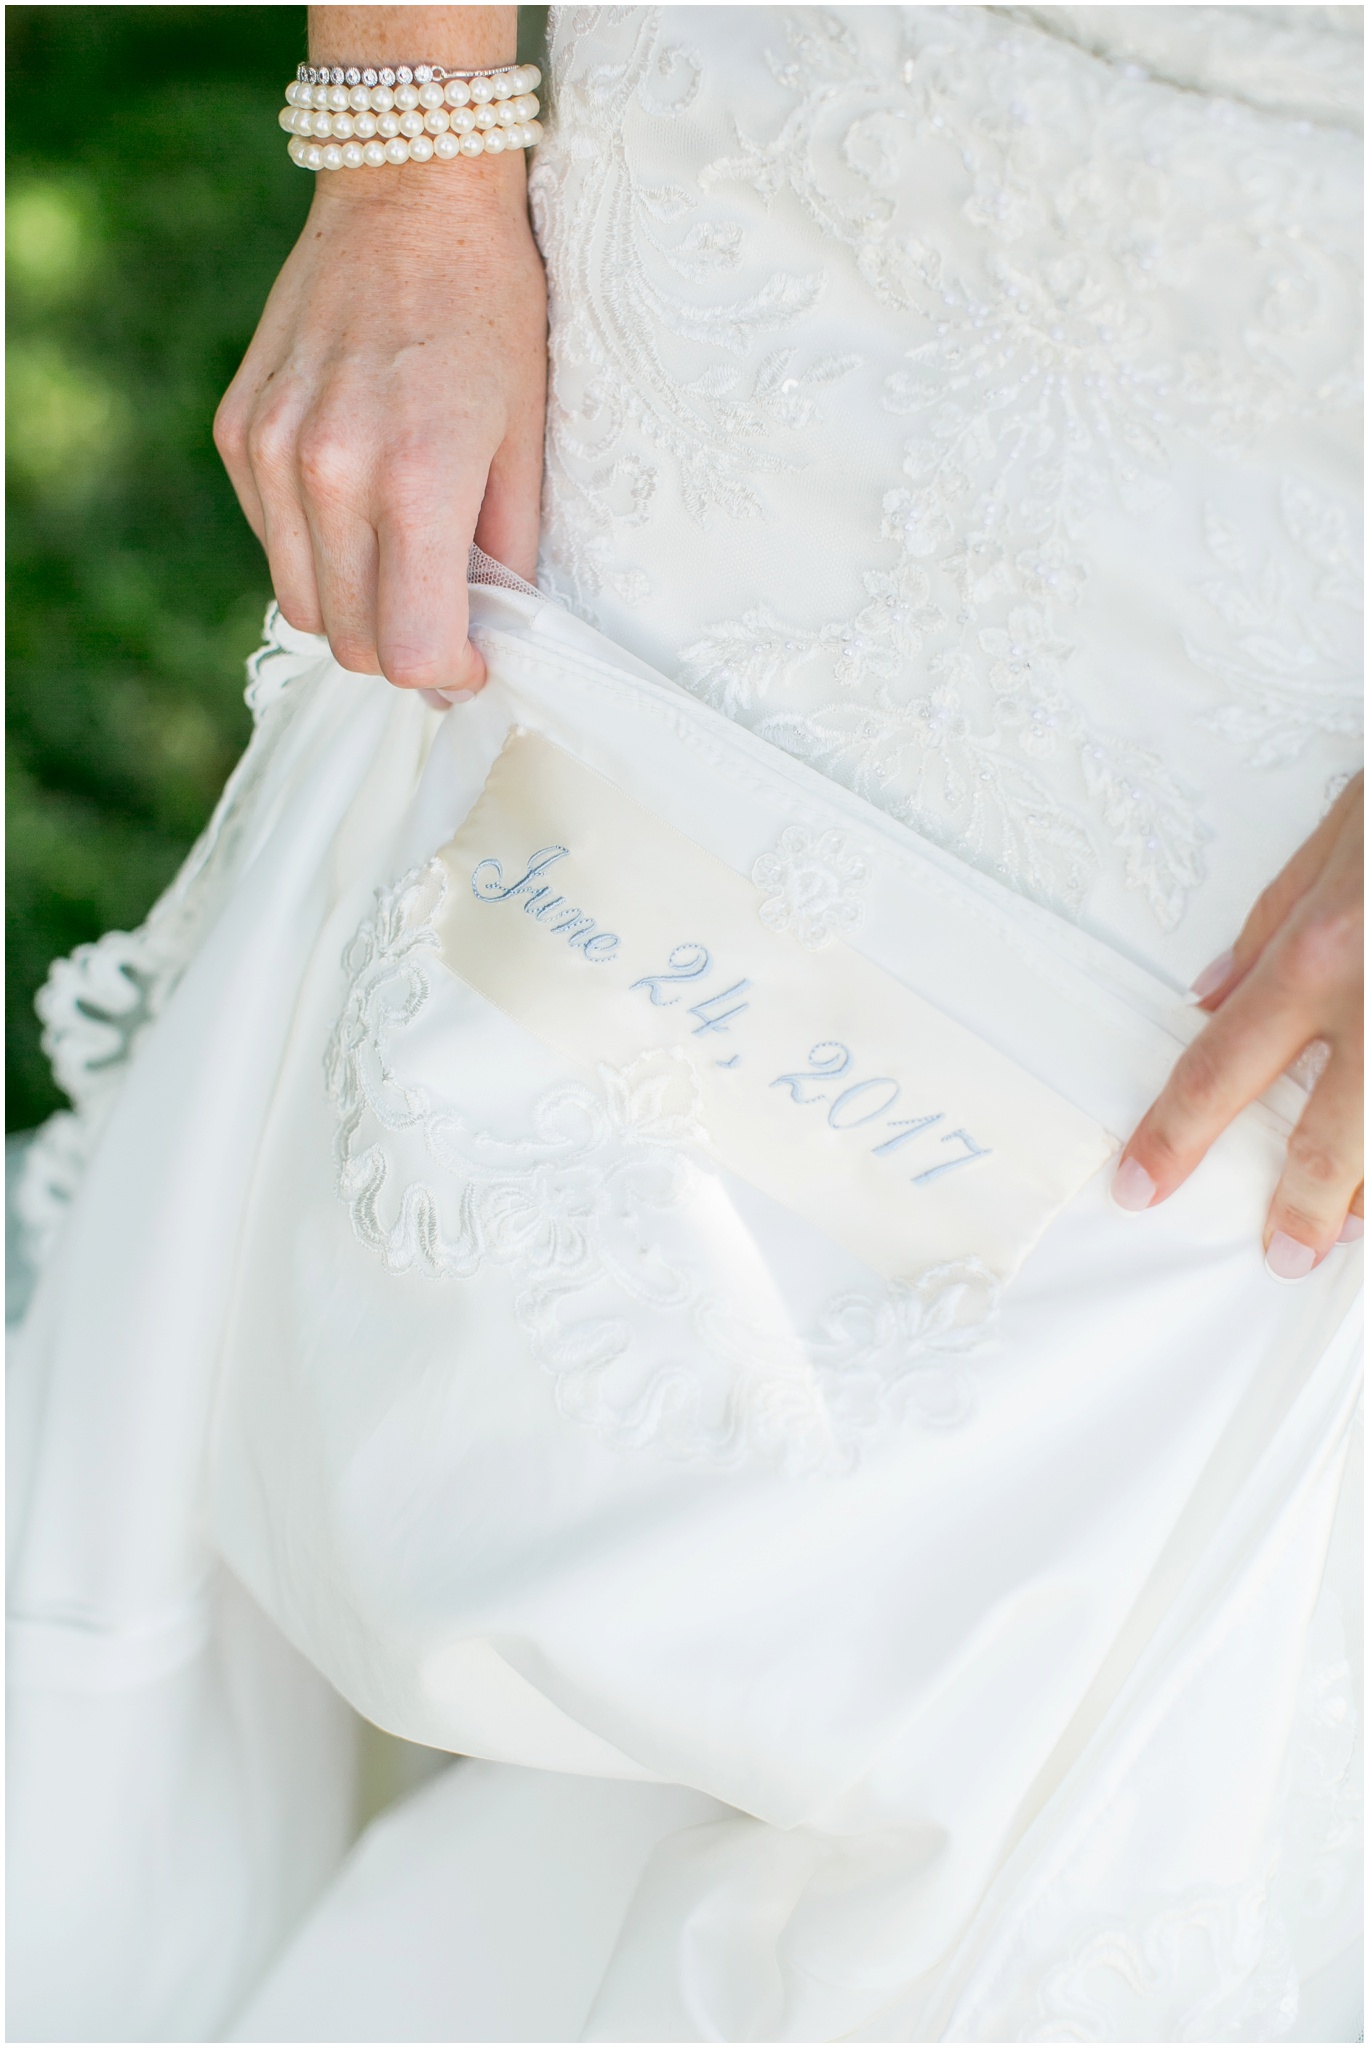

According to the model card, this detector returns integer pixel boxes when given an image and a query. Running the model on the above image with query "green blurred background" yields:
[7,5,546,1134]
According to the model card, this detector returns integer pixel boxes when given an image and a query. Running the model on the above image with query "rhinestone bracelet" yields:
[280,66,541,170]
[295,60,536,91]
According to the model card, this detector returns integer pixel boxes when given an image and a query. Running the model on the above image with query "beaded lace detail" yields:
[531,6,1362,965]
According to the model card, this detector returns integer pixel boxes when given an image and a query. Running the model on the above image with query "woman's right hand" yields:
[214,113,546,698]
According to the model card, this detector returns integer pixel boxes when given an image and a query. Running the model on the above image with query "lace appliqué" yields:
[1185,479,1364,769]
[16,605,317,1275]
[530,7,859,612]
[326,859,1000,1471]
[752,823,870,947]
[535,7,1359,943]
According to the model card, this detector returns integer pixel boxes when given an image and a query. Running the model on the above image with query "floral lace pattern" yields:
[532,7,1362,964]
[752,822,870,947]
[325,857,1000,1472]
[1185,478,1363,769]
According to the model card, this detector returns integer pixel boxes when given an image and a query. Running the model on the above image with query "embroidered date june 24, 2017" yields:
[468,854,991,1195]
[629,941,991,1190]
[441,735,1114,1285]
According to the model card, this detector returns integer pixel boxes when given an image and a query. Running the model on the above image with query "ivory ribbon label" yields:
[433,731,1116,1285]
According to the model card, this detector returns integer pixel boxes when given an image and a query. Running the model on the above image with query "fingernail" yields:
[1111,1158,1157,1212]
[418,689,452,712]
[439,688,476,705]
[1336,1214,1364,1244]
[1189,948,1235,1002]
[1265,1230,1317,1282]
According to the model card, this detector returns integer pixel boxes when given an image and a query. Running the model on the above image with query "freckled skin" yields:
[213,4,545,698]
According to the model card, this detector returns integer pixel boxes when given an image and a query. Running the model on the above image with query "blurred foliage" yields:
[6,6,309,1130]
[6,7,551,1132]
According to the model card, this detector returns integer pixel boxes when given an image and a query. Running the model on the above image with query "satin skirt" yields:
[8,574,1362,2041]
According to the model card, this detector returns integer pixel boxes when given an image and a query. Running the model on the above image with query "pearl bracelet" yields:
[280,64,541,168]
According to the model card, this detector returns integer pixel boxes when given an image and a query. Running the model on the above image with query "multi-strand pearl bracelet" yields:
[280,62,543,170]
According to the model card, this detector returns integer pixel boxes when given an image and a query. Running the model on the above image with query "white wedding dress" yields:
[8,9,1363,2043]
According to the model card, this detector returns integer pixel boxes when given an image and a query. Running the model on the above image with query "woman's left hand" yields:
[1113,772,1363,1279]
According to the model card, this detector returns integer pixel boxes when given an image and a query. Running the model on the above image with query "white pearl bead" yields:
[393,82,420,109]
[384,136,410,163]
[332,111,355,138]
[417,80,445,109]
[483,125,507,152]
[408,132,435,161]
[444,79,470,107]
[469,74,495,102]
[369,83,394,112]
[376,111,400,138]
[327,84,349,110]
[495,100,517,124]
[348,84,371,110]
[304,143,324,169]
[278,104,295,131]
[474,104,498,129]
[397,109,425,138]
[311,110,333,137]
[504,122,527,149]
[423,107,450,133]
[321,142,345,170]
[433,130,461,160]
[520,65,541,91]
[516,93,539,119]
[284,80,300,104]
[492,71,514,97]
[459,131,486,155]
[288,135,309,163]
[342,140,365,168]
[362,139,388,166]
[353,110,377,138]
[449,106,476,133]
[523,118,543,145]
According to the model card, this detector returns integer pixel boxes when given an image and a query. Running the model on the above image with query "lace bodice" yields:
[530,4,1362,984]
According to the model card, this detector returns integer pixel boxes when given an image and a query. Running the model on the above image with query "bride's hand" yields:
[1114,773,1363,1278]
[214,33,545,697]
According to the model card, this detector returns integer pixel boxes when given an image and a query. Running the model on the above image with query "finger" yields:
[1114,950,1319,1210]
[296,413,381,673]
[1193,772,1364,1009]
[213,384,268,546]
[246,397,326,635]
[308,508,381,675]
[473,418,545,583]
[374,458,487,695]
[1264,1051,1364,1276]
